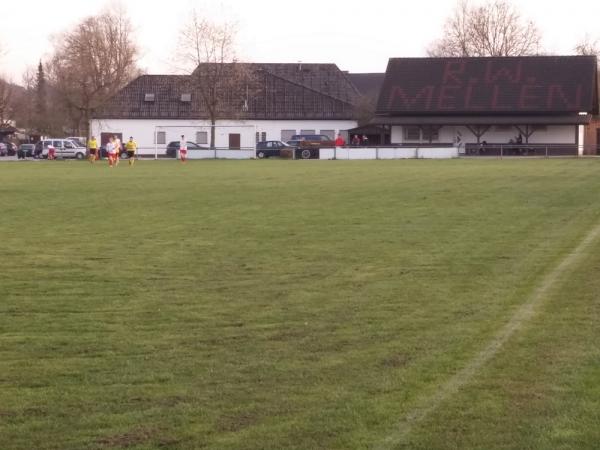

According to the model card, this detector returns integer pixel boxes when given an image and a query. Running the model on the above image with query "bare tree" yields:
[0,78,13,127]
[0,43,12,127]
[574,35,600,56]
[428,0,542,57]
[47,6,140,136]
[177,11,254,149]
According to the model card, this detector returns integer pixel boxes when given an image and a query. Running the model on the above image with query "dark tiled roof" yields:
[347,73,385,101]
[94,63,359,120]
[376,56,599,116]
[94,75,194,120]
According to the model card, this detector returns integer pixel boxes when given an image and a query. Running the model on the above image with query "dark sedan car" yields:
[18,144,36,158]
[166,141,207,158]
[256,140,292,158]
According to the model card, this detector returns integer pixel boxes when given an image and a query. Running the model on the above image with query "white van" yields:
[36,139,87,159]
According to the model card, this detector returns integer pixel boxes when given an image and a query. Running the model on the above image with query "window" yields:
[403,126,420,141]
[196,131,208,144]
[144,93,155,102]
[261,132,267,142]
[422,127,439,142]
[181,93,191,102]
[281,130,295,142]
[320,130,335,140]
[64,141,74,149]
[300,129,315,135]
[155,131,166,145]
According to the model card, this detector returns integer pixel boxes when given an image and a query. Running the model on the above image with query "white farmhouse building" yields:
[90,63,359,157]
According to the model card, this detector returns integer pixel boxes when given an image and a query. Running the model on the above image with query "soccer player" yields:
[126,136,137,166]
[113,136,121,166]
[47,144,56,160]
[179,135,187,163]
[106,137,116,167]
[88,136,98,163]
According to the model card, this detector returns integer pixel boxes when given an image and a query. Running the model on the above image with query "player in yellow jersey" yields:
[126,136,137,166]
[87,136,98,163]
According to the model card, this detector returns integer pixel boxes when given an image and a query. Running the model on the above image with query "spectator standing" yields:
[362,134,369,147]
[351,134,361,146]
[335,133,346,147]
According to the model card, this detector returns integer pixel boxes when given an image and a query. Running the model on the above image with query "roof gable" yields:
[376,56,598,116]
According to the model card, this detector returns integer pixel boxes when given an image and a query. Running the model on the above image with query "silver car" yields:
[37,139,87,159]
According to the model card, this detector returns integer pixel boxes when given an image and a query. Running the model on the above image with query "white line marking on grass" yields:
[376,221,600,450]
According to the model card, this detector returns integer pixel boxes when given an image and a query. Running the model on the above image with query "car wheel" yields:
[75,152,85,160]
[257,151,265,159]
[301,149,312,159]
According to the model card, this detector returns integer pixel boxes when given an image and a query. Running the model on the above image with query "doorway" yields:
[229,133,241,150]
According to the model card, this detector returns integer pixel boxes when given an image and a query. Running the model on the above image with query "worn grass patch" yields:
[0,159,599,449]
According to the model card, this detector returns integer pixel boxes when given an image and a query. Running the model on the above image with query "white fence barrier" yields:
[186,150,255,160]
[320,147,460,160]
[139,147,460,160]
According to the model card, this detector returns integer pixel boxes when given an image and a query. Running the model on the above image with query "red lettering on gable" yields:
[491,85,512,110]
[519,85,542,110]
[465,85,485,110]
[442,61,466,85]
[437,86,460,110]
[485,61,523,83]
[547,84,582,110]
[389,86,435,110]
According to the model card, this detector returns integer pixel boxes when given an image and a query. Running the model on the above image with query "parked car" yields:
[66,136,86,147]
[18,144,36,158]
[0,142,17,156]
[35,139,87,159]
[256,140,292,158]
[166,141,207,158]
[287,134,335,149]
[6,142,17,156]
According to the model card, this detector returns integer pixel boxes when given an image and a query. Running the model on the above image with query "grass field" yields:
[1,159,599,450]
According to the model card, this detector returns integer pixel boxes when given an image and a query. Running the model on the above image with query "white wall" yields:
[320,147,459,160]
[391,124,577,146]
[89,118,357,156]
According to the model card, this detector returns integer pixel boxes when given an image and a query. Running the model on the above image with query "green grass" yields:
[0,159,599,450]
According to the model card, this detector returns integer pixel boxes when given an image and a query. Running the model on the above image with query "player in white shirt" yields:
[179,135,188,163]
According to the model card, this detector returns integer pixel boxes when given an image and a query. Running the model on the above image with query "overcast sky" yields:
[1,0,599,83]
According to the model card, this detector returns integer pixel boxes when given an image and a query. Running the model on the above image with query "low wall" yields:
[141,147,460,160]
[186,150,255,160]
[320,147,460,160]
